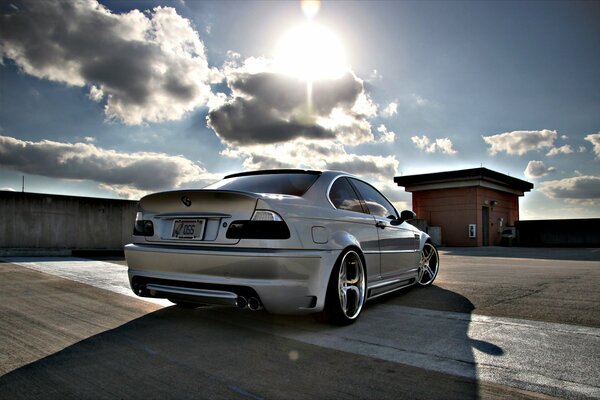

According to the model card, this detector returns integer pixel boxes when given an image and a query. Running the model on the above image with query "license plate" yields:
[172,219,205,240]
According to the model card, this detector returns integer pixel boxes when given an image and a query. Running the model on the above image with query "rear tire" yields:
[321,249,366,325]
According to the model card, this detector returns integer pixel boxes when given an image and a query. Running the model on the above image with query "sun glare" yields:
[274,22,347,81]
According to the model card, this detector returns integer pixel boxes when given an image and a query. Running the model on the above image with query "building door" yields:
[482,206,489,246]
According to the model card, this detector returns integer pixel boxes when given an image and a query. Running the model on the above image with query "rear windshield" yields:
[205,173,320,196]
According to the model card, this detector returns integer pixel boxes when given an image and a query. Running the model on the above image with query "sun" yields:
[274,22,347,81]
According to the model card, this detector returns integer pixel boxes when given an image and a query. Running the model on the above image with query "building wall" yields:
[412,187,520,246]
[0,191,137,251]
[413,187,478,246]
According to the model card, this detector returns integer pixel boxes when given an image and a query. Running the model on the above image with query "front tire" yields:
[321,249,366,325]
[417,242,439,286]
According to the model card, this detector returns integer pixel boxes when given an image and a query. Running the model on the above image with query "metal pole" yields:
[22,176,24,192]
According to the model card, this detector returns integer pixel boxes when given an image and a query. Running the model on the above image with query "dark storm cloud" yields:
[0,135,205,191]
[208,96,336,145]
[0,0,214,124]
[207,71,372,146]
[539,176,600,203]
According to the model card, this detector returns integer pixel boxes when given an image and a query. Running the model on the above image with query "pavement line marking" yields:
[3,257,599,399]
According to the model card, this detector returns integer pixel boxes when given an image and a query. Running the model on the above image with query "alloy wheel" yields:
[417,242,439,286]
[337,250,366,320]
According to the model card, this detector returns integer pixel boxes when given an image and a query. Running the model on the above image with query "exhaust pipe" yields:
[133,283,147,297]
[247,297,263,311]
[236,296,247,309]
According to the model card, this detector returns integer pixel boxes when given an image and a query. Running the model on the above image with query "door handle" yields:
[375,221,386,229]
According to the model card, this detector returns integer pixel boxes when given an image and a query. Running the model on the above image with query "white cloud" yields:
[0,0,216,124]
[411,135,457,155]
[538,175,600,205]
[0,134,219,198]
[221,139,399,184]
[584,133,600,158]
[376,124,395,143]
[88,85,104,103]
[560,135,568,140]
[524,160,555,179]
[368,69,382,81]
[579,146,587,153]
[1,187,16,191]
[412,94,428,106]
[381,102,398,118]
[546,144,573,156]
[482,129,557,155]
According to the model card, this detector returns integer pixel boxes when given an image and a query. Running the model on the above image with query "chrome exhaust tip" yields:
[236,296,247,309]
[247,297,263,311]
[133,283,147,297]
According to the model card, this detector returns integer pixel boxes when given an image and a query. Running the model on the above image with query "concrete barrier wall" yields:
[0,191,137,253]
[516,219,600,247]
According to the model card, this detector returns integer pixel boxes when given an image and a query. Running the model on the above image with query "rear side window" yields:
[206,173,319,196]
[350,178,398,219]
[329,178,364,213]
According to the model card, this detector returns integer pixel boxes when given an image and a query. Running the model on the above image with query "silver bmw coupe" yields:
[125,169,439,324]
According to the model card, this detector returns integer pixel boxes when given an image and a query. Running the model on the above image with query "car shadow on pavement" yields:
[0,288,508,400]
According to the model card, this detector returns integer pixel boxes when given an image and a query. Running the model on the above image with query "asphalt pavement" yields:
[0,247,598,399]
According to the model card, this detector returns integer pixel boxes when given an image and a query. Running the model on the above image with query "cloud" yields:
[0,134,219,198]
[0,0,217,124]
[546,144,573,156]
[222,139,399,181]
[524,160,555,179]
[368,69,382,81]
[376,124,395,143]
[88,85,104,103]
[381,102,398,118]
[208,68,375,146]
[585,133,600,158]
[579,146,587,153]
[411,135,457,154]
[538,175,600,205]
[482,129,557,155]
[412,94,428,106]
[212,56,399,184]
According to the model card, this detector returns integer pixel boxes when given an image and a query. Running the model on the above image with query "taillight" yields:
[226,210,290,239]
[133,211,154,236]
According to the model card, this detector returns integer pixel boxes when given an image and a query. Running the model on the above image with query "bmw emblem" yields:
[181,196,192,207]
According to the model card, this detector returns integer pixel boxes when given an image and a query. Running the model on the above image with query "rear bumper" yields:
[124,243,338,314]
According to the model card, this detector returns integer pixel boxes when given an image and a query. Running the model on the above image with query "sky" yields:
[0,0,599,219]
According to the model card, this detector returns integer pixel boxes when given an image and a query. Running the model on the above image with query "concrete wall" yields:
[0,191,137,254]
[516,219,600,247]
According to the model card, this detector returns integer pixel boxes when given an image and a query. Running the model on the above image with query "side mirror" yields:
[391,210,416,225]
[401,210,416,221]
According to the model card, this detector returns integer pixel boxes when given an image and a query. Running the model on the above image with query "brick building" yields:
[394,168,533,246]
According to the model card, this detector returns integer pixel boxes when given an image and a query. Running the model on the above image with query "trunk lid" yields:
[140,190,260,245]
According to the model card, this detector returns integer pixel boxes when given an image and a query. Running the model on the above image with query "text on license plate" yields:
[172,219,205,240]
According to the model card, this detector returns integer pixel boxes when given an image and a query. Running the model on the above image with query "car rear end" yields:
[125,171,336,314]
